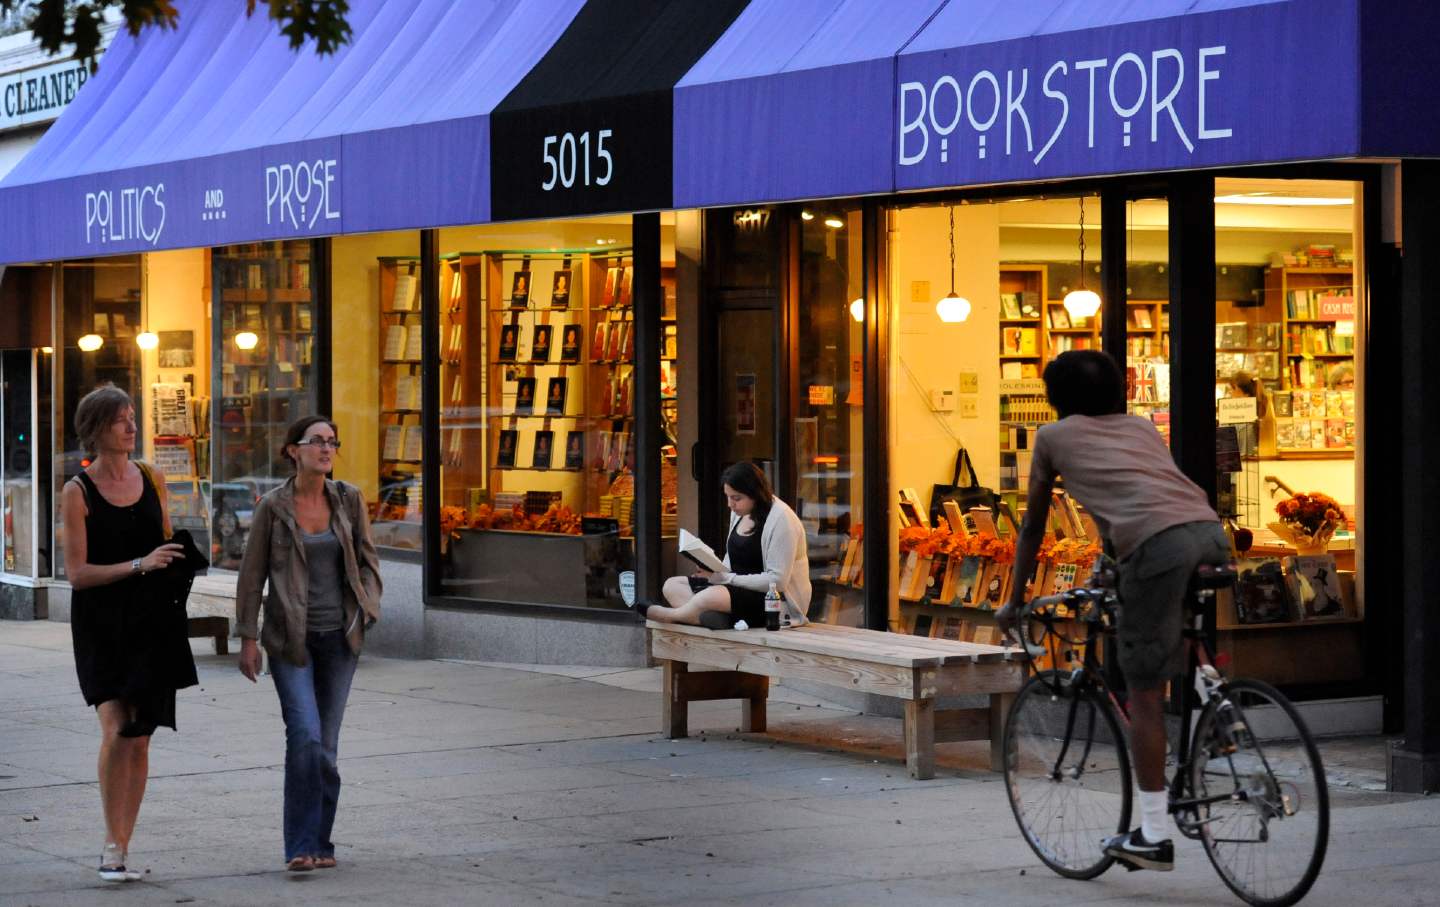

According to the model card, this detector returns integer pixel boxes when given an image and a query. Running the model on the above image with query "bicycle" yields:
[1002,556,1329,907]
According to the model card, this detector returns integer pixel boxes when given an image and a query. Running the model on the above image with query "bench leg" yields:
[990,692,1014,772]
[741,676,768,733]
[905,699,936,780]
[662,660,688,739]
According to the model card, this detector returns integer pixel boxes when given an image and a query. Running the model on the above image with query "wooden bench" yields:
[185,575,238,655]
[647,621,1024,780]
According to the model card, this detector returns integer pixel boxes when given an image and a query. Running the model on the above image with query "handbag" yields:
[929,447,999,527]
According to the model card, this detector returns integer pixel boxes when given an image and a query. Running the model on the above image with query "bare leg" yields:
[646,585,733,625]
[119,735,150,851]
[662,575,693,608]
[96,702,139,855]
[1128,687,1168,791]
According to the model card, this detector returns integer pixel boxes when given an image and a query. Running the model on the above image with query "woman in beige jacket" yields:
[236,415,381,872]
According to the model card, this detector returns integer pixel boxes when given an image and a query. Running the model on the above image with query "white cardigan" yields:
[715,497,812,621]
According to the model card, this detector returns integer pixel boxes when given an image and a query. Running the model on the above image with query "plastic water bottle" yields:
[764,583,782,631]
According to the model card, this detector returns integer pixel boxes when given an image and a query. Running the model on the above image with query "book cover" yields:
[545,377,567,416]
[496,429,518,468]
[1275,418,1296,448]
[1018,328,1038,355]
[1325,391,1342,418]
[590,320,608,361]
[594,430,613,471]
[619,265,634,307]
[391,273,418,311]
[619,321,634,360]
[382,425,404,461]
[602,267,619,307]
[530,324,553,362]
[1050,307,1072,329]
[1292,418,1312,447]
[497,323,519,362]
[954,556,982,605]
[1234,559,1292,624]
[678,528,726,572]
[911,614,934,637]
[1310,419,1327,449]
[402,426,422,462]
[1002,327,1023,355]
[605,321,624,361]
[563,430,585,470]
[1019,291,1040,317]
[1272,391,1293,417]
[532,430,554,469]
[1000,293,1022,319]
[1324,418,1346,448]
[510,270,532,308]
[1283,555,1344,619]
[560,323,583,363]
[551,270,572,309]
[384,325,407,361]
[514,377,536,415]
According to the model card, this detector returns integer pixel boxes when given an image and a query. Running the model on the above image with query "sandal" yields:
[313,856,337,869]
[286,855,315,872]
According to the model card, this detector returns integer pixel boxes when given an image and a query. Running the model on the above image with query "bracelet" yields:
[131,558,143,575]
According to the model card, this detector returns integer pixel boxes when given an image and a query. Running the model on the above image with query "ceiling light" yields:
[1214,194,1351,207]
[136,331,159,350]
[849,297,864,322]
[234,331,259,350]
[77,333,104,352]
[823,217,844,229]
[801,211,815,221]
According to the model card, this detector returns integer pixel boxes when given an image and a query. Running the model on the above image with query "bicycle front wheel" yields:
[1189,678,1329,907]
[1003,671,1133,879]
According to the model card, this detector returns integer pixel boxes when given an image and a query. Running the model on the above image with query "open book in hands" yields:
[678,529,726,573]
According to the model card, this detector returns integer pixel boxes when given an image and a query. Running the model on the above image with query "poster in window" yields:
[735,372,756,435]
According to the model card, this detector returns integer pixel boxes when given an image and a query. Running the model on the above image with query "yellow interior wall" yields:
[140,249,208,463]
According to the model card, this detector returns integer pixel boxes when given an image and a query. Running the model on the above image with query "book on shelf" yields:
[545,377,567,415]
[678,528,727,573]
[446,269,463,311]
[402,425,422,462]
[384,324,407,361]
[618,321,634,360]
[1234,559,1293,624]
[382,425,405,461]
[1019,291,1040,317]
[1130,307,1152,330]
[1048,307,1071,329]
[532,429,554,469]
[498,323,520,362]
[496,429,518,468]
[585,319,605,360]
[614,374,632,416]
[530,324,553,362]
[560,323,582,363]
[514,377,536,415]
[596,373,614,416]
[603,321,623,360]
[403,324,423,361]
[594,430,613,471]
[510,270,532,308]
[619,266,634,307]
[1000,293,1022,319]
[391,273,418,311]
[1283,555,1345,619]
[394,375,419,411]
[445,323,463,364]
[551,269,572,309]
[602,267,619,307]
[1001,327,1038,356]
[563,430,585,470]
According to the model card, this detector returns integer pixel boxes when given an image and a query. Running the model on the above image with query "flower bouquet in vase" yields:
[1269,491,1342,556]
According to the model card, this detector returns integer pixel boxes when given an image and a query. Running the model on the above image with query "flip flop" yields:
[287,856,315,872]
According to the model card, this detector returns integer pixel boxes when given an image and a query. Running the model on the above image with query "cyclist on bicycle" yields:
[995,350,1230,873]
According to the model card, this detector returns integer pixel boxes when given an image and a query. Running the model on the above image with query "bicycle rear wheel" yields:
[1188,678,1329,907]
[1003,671,1132,879]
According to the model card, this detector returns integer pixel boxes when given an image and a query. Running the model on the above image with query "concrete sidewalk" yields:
[2,621,1435,906]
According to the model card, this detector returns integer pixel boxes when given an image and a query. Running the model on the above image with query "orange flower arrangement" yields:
[1039,537,1103,571]
[439,505,468,540]
[1272,491,1343,552]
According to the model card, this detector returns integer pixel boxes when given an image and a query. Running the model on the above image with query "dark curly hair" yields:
[1042,350,1125,418]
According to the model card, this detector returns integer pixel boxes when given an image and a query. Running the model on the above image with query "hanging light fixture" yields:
[136,331,159,350]
[935,206,971,323]
[77,333,104,352]
[234,331,259,350]
[1062,197,1101,321]
[849,297,865,322]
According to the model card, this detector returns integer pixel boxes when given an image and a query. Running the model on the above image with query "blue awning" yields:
[674,0,1374,209]
[0,0,585,264]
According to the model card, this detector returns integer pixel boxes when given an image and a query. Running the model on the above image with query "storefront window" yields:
[1215,178,1363,688]
[434,217,679,608]
[211,242,317,569]
[328,231,422,550]
[888,196,1102,651]
[798,207,864,626]
[0,263,53,579]
[1123,198,1171,442]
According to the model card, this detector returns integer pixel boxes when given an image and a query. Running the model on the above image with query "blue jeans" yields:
[270,630,358,861]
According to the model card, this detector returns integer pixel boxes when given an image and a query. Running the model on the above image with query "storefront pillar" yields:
[1099,189,1128,369]
[1390,160,1440,793]
[1167,175,1218,506]
[633,212,663,603]
[419,228,442,594]
[862,201,889,631]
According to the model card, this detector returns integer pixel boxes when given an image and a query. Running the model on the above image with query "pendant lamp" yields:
[1062,197,1101,321]
[935,206,971,323]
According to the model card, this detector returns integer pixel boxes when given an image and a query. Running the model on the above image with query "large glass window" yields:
[211,241,317,568]
[0,263,53,579]
[888,196,1103,652]
[1215,178,1363,690]
[433,217,680,609]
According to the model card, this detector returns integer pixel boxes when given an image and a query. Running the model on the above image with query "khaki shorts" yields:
[1115,521,1230,689]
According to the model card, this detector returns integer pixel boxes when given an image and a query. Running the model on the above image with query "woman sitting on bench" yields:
[644,461,811,628]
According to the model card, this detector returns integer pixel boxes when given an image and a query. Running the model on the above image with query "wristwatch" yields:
[131,558,143,575]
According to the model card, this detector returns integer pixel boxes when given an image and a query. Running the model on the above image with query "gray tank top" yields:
[302,528,345,632]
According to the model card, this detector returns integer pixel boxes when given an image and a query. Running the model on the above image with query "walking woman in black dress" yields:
[60,385,193,882]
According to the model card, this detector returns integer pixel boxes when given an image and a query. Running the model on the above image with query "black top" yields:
[70,469,198,709]
[724,519,767,626]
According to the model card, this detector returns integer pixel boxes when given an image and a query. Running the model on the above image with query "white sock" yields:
[1138,789,1169,842]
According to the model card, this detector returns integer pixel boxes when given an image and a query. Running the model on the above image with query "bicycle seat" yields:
[1192,562,1238,590]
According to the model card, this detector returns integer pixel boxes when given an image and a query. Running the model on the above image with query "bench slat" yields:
[806,623,1018,664]
[651,631,923,699]
[647,622,945,668]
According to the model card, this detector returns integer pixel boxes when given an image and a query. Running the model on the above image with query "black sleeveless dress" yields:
[725,520,767,626]
[70,469,198,734]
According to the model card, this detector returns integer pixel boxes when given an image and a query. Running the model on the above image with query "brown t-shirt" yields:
[1030,414,1218,559]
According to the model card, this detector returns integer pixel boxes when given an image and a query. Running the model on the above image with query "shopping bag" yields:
[929,447,999,526]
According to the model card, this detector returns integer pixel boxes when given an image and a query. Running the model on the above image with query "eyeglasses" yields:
[296,438,341,450]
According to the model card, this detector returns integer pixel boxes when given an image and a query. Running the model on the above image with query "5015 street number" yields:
[542,130,613,191]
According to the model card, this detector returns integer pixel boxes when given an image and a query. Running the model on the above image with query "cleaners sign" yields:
[1,58,90,133]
